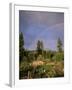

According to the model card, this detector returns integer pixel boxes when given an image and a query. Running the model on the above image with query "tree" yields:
[19,32,24,62]
[36,40,44,55]
[57,38,63,52]
[40,41,44,50]
[40,41,44,55]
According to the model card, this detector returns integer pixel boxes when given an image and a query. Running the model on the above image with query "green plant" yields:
[52,52,64,61]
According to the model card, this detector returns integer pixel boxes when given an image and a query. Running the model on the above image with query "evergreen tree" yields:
[57,38,63,52]
[19,32,24,62]
[37,40,44,55]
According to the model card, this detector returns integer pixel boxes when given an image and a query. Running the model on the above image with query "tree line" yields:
[19,32,63,63]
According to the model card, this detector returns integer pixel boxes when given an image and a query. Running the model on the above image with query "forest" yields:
[19,32,64,79]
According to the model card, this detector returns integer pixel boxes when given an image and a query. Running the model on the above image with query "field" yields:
[19,53,64,79]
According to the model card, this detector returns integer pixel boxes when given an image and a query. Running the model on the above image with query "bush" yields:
[52,52,64,61]
[19,61,33,79]
[33,64,56,78]
[27,53,35,62]
[37,55,44,61]
[33,65,46,78]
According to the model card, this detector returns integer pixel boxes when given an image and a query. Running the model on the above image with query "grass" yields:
[19,57,64,79]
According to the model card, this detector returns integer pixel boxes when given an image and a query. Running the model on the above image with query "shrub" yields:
[53,62,64,77]
[33,64,56,78]
[37,55,44,61]
[19,61,33,79]
[52,52,64,61]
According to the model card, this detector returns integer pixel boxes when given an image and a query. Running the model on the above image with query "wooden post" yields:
[28,71,32,79]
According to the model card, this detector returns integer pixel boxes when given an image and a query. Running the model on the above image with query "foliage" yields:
[19,32,24,63]
[57,38,63,52]
[31,64,63,78]
[36,40,44,55]
[52,52,64,61]
[19,61,33,79]
[37,55,44,61]
[19,60,64,79]
[53,61,64,77]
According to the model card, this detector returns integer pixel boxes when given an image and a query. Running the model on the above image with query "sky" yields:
[19,10,64,51]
